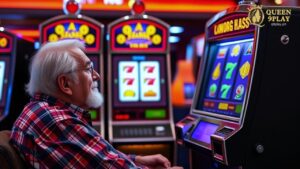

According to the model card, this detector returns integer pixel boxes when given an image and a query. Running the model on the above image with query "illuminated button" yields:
[218,103,228,110]
[89,110,97,120]
[204,101,210,107]
[228,104,235,111]
[155,126,165,136]
[115,114,130,120]
[235,105,242,113]
[145,109,166,119]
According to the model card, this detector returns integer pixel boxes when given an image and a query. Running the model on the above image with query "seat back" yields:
[0,130,27,169]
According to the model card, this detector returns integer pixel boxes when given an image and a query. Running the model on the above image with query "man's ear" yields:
[57,74,73,95]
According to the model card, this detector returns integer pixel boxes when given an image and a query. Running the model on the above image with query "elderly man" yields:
[10,40,182,169]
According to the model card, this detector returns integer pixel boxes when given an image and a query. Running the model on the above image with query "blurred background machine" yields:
[176,0,300,168]
[0,29,34,130]
[107,0,176,163]
[39,0,105,135]
[171,34,205,107]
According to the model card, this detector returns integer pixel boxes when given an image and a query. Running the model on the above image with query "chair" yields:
[0,130,27,169]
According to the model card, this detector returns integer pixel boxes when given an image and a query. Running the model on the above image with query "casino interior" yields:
[0,0,300,169]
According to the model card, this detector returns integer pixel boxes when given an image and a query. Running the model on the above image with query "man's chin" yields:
[86,91,103,108]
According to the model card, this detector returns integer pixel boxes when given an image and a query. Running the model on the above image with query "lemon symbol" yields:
[124,90,135,97]
[212,63,221,80]
[240,61,250,79]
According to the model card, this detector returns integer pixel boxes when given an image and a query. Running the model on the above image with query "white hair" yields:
[86,82,103,108]
[26,39,85,97]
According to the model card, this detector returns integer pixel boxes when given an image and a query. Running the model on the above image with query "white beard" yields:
[86,82,103,108]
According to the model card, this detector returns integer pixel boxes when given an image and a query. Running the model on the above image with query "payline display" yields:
[198,37,254,118]
[112,55,168,121]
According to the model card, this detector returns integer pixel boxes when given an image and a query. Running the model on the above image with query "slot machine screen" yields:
[196,35,254,118]
[0,60,6,103]
[191,121,219,144]
[113,55,168,107]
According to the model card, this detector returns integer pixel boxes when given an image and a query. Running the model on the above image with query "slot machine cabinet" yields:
[0,30,34,130]
[176,1,300,169]
[107,1,176,163]
[39,1,105,136]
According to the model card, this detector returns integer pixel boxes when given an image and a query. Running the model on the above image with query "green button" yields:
[235,104,242,113]
[145,109,166,119]
[89,110,97,120]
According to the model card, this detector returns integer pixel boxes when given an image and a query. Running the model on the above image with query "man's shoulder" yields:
[15,100,75,129]
[29,100,76,120]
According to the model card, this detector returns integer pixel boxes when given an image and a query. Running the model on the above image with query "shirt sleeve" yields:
[127,154,136,162]
[41,118,145,169]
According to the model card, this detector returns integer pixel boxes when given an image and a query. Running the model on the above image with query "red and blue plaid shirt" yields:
[10,93,143,169]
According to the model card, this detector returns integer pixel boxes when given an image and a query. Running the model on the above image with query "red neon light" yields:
[132,1,145,14]
[115,114,130,120]
[0,1,236,13]
[65,0,80,14]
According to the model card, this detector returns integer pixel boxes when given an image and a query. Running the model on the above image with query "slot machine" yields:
[0,29,34,130]
[176,0,300,168]
[107,1,175,163]
[39,0,105,135]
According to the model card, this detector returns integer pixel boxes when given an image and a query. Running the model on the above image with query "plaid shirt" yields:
[11,93,143,169]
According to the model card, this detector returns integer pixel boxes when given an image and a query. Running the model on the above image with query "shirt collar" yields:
[32,93,91,120]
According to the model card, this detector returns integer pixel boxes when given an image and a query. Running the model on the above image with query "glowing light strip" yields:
[219,38,254,46]
[9,30,39,37]
[8,29,39,42]
[0,2,235,13]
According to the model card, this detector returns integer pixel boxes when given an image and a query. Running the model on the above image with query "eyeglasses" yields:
[66,62,94,76]
[84,62,94,76]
